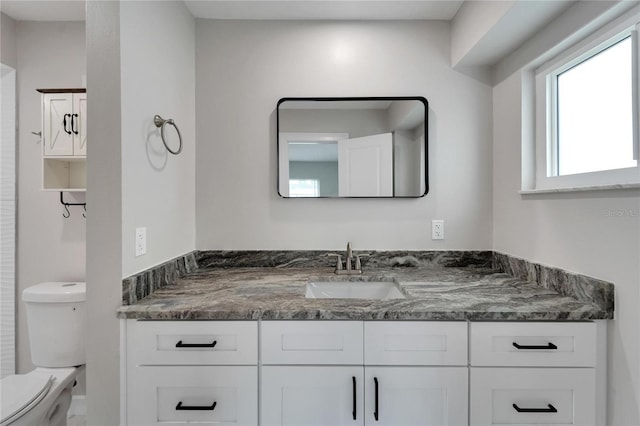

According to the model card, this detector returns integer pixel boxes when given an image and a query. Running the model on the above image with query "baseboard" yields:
[68,395,86,417]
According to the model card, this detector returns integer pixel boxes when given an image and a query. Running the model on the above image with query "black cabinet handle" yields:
[512,342,558,350]
[513,403,557,413]
[71,114,79,135]
[175,340,217,348]
[373,377,379,421]
[63,114,72,134]
[176,401,217,411]
[352,376,357,420]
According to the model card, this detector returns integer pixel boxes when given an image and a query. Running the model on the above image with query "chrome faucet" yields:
[328,242,368,275]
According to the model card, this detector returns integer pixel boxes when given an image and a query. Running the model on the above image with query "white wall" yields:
[1,13,17,68]
[451,0,513,67]
[15,21,86,375]
[120,1,196,277]
[86,2,121,423]
[492,10,640,423]
[195,20,493,251]
[86,1,196,422]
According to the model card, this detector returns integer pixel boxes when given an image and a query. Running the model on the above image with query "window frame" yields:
[532,16,640,191]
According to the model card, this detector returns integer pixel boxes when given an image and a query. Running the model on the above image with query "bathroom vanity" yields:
[118,251,612,426]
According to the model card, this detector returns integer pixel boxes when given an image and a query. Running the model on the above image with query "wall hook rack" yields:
[60,192,86,218]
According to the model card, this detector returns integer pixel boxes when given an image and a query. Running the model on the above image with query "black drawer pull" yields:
[176,401,217,411]
[63,114,72,134]
[373,377,379,421]
[513,403,557,413]
[71,113,79,135]
[512,342,558,350]
[352,376,357,420]
[175,340,217,348]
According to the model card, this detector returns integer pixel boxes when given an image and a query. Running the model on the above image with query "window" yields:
[555,36,635,176]
[289,179,320,197]
[532,12,639,191]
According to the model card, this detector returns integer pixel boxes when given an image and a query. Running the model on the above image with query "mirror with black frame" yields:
[277,97,428,198]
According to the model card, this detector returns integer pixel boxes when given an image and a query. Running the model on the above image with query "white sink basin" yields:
[305,280,406,300]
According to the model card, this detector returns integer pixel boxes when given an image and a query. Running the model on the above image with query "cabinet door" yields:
[470,367,595,425]
[365,321,467,366]
[262,321,363,365]
[43,93,73,156]
[72,93,87,156]
[470,322,596,367]
[127,366,257,426]
[364,367,468,426]
[126,320,257,365]
[262,366,364,426]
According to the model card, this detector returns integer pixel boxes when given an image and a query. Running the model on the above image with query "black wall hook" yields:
[60,192,86,218]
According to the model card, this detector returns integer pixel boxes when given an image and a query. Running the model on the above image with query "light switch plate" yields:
[135,227,147,256]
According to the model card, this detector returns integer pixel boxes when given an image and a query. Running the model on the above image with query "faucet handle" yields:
[354,254,370,271]
[327,253,343,270]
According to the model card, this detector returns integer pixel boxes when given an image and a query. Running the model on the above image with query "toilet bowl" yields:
[0,282,86,426]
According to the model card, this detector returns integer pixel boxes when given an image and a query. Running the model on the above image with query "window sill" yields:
[520,183,640,195]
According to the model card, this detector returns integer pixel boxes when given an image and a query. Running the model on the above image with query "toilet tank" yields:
[22,282,86,367]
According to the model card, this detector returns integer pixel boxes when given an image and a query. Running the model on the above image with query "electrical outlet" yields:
[432,220,444,240]
[135,227,147,256]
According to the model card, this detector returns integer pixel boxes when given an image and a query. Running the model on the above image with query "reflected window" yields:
[289,179,320,197]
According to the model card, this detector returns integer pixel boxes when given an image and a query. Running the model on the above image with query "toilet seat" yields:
[0,371,53,425]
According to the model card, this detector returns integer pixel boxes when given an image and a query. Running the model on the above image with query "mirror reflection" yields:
[277,97,428,198]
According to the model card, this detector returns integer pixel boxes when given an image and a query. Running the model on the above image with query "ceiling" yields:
[0,0,577,71]
[184,1,463,20]
[0,0,464,21]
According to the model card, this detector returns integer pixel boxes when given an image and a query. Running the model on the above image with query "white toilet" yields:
[1,282,86,426]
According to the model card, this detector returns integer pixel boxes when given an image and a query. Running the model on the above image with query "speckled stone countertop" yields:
[117,260,612,321]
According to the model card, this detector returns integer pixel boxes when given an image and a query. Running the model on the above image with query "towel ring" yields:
[154,114,183,155]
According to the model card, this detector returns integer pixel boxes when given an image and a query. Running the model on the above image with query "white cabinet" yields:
[364,367,468,426]
[260,321,468,426]
[470,368,595,426]
[262,366,364,426]
[261,320,363,365]
[122,319,606,426]
[129,366,257,426]
[470,321,596,367]
[364,321,467,366]
[122,320,258,426]
[469,321,605,426]
[38,89,87,191]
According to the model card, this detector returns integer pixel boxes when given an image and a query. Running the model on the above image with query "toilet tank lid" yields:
[22,282,86,303]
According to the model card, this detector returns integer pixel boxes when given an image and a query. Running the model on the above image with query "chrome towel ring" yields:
[154,114,183,155]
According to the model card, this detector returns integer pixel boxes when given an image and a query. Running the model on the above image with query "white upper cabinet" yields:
[38,89,87,191]
[43,93,74,156]
[73,93,87,156]
[42,91,86,157]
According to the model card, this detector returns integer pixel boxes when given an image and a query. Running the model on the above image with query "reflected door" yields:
[338,133,393,197]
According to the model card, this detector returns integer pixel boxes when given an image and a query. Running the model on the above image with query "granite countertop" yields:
[117,264,611,321]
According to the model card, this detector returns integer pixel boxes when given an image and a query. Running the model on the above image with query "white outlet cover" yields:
[431,220,444,240]
[135,227,147,256]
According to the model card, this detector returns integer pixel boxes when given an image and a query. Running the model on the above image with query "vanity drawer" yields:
[126,320,257,365]
[261,321,363,365]
[127,365,257,426]
[470,367,596,425]
[470,322,596,367]
[364,321,467,365]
